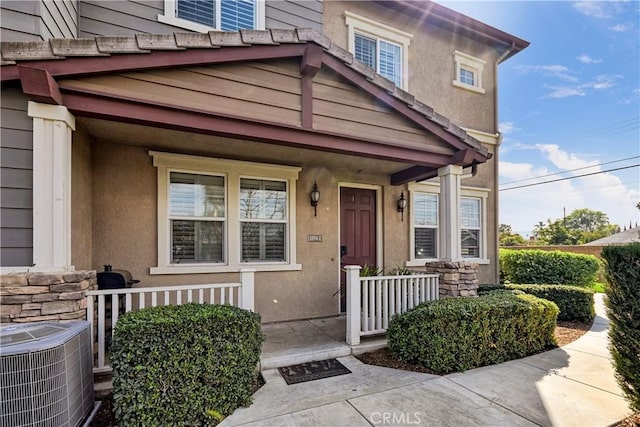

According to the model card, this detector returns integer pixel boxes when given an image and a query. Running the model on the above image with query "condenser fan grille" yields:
[0,322,94,427]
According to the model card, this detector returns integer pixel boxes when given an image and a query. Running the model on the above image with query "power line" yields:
[500,155,640,185]
[499,164,640,191]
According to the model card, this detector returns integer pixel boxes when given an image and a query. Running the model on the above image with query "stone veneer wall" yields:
[424,262,479,297]
[0,271,97,324]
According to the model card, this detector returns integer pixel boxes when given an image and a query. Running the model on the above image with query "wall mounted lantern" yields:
[310,182,320,216]
[397,191,407,221]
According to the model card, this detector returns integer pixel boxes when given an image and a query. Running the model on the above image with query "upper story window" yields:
[150,151,301,274]
[159,0,265,33]
[345,11,412,90]
[452,51,486,94]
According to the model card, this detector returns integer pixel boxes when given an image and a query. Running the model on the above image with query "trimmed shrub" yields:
[603,243,640,412]
[508,284,594,322]
[388,292,558,373]
[111,303,265,426]
[500,249,599,286]
[480,284,594,321]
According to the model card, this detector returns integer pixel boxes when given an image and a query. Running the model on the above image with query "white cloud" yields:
[513,64,578,82]
[577,54,602,64]
[542,75,622,98]
[573,1,610,18]
[499,122,520,134]
[609,24,629,32]
[499,146,640,236]
[543,86,586,99]
[618,88,640,104]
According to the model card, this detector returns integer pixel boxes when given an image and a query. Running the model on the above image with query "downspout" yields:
[493,42,515,283]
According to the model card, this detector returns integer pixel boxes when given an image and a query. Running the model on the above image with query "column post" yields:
[438,165,463,261]
[28,102,76,270]
[240,268,255,311]
[345,265,361,346]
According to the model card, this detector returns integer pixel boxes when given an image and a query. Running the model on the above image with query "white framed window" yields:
[150,151,301,274]
[169,172,226,264]
[413,193,438,259]
[407,182,489,266]
[159,0,265,33]
[452,50,486,94]
[461,197,481,258]
[345,11,412,90]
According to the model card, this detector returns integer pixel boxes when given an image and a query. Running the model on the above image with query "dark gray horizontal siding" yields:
[78,0,322,36]
[1,169,33,189]
[0,7,42,40]
[1,1,77,40]
[266,0,322,30]
[0,248,33,267]
[79,0,178,37]
[1,90,33,267]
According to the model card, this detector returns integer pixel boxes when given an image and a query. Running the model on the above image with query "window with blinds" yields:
[414,193,438,258]
[169,172,225,263]
[354,33,402,88]
[461,197,481,258]
[176,0,256,31]
[240,178,287,262]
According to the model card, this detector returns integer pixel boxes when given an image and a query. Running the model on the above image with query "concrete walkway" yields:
[221,294,631,427]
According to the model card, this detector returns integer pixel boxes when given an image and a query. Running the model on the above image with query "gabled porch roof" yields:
[1,29,491,185]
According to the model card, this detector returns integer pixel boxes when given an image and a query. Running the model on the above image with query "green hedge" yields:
[603,243,640,412]
[111,304,265,426]
[500,249,599,286]
[388,292,558,374]
[480,284,594,322]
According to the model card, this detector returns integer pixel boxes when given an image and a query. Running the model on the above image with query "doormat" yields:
[278,358,352,385]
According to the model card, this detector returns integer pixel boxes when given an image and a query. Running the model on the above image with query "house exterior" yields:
[0,0,528,323]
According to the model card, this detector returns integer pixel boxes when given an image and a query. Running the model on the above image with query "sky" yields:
[440,0,640,238]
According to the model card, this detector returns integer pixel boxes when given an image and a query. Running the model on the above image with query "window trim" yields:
[345,11,412,90]
[406,182,490,266]
[412,192,439,261]
[452,50,486,94]
[150,151,301,274]
[158,0,266,33]
[169,170,227,265]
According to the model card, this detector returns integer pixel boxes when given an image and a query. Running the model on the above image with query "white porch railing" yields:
[85,269,255,372]
[345,266,439,345]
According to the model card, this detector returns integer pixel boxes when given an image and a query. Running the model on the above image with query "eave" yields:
[1,29,492,185]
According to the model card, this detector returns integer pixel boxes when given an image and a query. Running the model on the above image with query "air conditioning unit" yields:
[1,321,95,427]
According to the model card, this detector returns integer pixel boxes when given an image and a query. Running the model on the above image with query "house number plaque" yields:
[307,235,323,242]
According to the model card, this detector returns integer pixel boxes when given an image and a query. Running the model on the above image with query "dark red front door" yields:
[339,187,376,312]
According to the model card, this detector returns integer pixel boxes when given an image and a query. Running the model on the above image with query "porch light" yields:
[310,182,320,216]
[397,191,408,221]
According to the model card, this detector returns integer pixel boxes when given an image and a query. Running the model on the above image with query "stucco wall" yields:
[71,127,93,270]
[84,140,496,322]
[322,0,498,134]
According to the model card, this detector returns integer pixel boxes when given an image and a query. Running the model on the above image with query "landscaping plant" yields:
[110,303,264,426]
[603,243,640,412]
[500,249,599,286]
[388,292,558,373]
[480,284,594,322]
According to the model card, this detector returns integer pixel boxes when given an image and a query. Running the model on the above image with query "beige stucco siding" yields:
[71,127,93,271]
[323,0,498,134]
[75,136,497,323]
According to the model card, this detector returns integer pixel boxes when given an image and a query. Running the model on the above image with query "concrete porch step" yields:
[259,316,387,370]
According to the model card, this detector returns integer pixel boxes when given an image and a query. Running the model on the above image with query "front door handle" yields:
[340,245,347,257]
